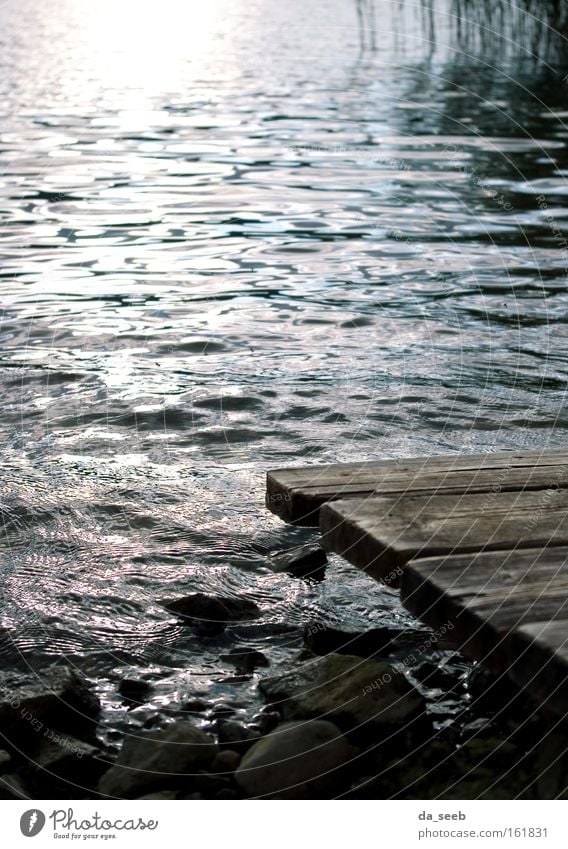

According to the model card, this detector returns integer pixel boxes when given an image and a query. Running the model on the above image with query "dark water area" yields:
[1,0,568,741]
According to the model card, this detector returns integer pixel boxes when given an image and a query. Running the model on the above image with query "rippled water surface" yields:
[1,0,568,732]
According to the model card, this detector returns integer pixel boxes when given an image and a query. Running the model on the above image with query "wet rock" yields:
[181,698,209,713]
[216,787,238,799]
[303,620,440,659]
[217,720,258,754]
[211,749,241,773]
[413,661,467,694]
[98,720,217,798]
[161,593,261,635]
[219,647,269,673]
[235,720,354,799]
[26,733,107,798]
[259,653,424,733]
[0,666,100,741]
[193,770,233,798]
[138,790,178,800]
[0,772,32,800]
[468,665,525,717]
[219,674,250,684]
[208,704,236,720]
[251,710,281,734]
[141,714,163,730]
[350,726,536,800]
[29,733,98,769]
[267,544,327,581]
[118,678,153,708]
[536,733,568,799]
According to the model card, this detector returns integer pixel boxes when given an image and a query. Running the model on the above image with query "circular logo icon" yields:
[20,810,46,837]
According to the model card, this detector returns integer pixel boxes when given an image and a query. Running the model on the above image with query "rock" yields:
[251,710,281,734]
[350,728,535,800]
[193,770,233,798]
[118,678,153,708]
[258,653,424,733]
[98,721,217,798]
[303,621,438,658]
[28,732,98,769]
[0,666,100,741]
[219,647,269,673]
[216,787,238,799]
[413,661,466,694]
[24,732,106,797]
[267,545,327,581]
[217,721,258,754]
[181,698,209,713]
[161,593,261,635]
[235,720,354,799]
[211,749,241,773]
[142,715,162,730]
[0,750,12,772]
[138,790,178,800]
[209,704,236,719]
[468,665,525,717]
[0,772,32,800]
[537,734,568,799]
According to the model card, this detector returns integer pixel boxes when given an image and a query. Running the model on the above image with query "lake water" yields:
[1,0,568,736]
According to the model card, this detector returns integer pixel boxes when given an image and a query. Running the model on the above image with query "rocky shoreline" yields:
[1,594,567,800]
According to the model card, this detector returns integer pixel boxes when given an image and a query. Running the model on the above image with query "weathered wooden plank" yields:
[267,449,568,525]
[400,547,568,669]
[320,488,568,584]
[508,620,568,715]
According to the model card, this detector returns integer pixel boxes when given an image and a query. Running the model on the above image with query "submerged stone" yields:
[267,544,328,581]
[303,620,435,658]
[219,646,269,673]
[118,678,153,708]
[161,593,261,634]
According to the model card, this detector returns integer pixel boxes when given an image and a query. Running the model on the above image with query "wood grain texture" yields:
[401,547,568,668]
[266,450,568,713]
[266,449,568,525]
[320,488,568,584]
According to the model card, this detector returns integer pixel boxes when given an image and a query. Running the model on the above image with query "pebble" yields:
[211,749,241,773]
[217,720,258,754]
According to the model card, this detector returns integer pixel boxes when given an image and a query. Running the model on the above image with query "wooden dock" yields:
[266,450,568,716]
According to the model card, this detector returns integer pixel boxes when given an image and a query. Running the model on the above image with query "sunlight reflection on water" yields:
[0,0,567,730]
